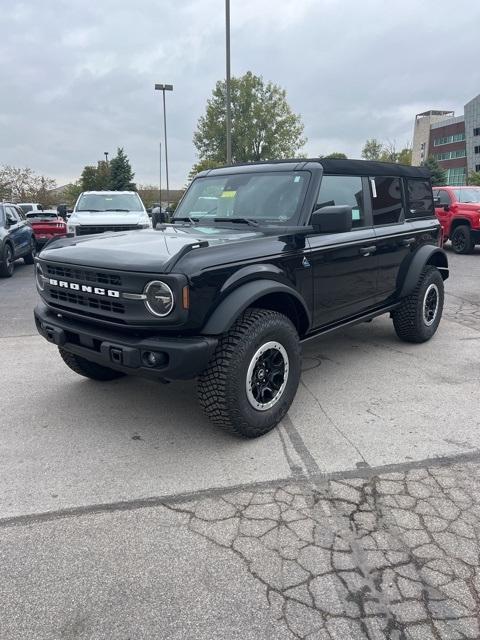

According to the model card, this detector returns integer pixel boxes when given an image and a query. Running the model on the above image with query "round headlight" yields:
[144,280,174,317]
[36,263,45,291]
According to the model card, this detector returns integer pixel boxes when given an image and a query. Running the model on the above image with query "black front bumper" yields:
[34,303,217,381]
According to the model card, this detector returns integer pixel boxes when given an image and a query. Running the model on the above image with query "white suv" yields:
[68,191,150,236]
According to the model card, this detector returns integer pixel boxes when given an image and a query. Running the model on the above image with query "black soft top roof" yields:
[203,158,431,180]
[318,158,430,179]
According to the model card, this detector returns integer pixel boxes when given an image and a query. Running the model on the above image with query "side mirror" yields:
[310,205,353,234]
[443,204,450,212]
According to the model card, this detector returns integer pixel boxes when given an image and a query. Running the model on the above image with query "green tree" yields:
[422,156,447,186]
[397,147,412,165]
[109,147,136,190]
[63,181,83,206]
[80,165,99,191]
[467,171,480,186]
[361,139,384,161]
[187,159,223,183]
[95,160,111,190]
[0,165,56,203]
[193,71,306,165]
[322,152,347,159]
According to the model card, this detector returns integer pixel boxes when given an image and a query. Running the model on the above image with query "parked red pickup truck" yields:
[433,186,480,254]
[25,210,67,250]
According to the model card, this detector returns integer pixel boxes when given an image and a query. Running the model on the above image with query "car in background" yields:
[25,209,67,251]
[17,202,44,215]
[433,186,480,253]
[67,191,150,236]
[0,203,35,277]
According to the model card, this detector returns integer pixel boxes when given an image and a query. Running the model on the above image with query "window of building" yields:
[434,150,467,161]
[406,179,434,217]
[370,177,403,226]
[476,164,480,172]
[474,145,480,154]
[433,133,466,146]
[445,167,466,186]
[315,175,365,228]
[474,127,480,136]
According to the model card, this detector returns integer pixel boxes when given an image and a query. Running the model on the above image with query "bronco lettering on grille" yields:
[48,278,120,298]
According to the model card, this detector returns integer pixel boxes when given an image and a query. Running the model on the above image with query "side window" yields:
[14,206,25,221]
[5,206,19,224]
[315,175,365,228]
[370,176,403,226]
[406,179,434,217]
[437,190,451,206]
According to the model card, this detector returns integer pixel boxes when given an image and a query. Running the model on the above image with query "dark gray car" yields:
[0,203,35,277]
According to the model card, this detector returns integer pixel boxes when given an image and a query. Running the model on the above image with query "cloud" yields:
[0,0,479,187]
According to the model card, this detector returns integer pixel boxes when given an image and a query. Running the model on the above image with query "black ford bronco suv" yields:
[34,159,448,437]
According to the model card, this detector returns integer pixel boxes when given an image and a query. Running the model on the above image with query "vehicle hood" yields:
[38,225,264,271]
[69,210,147,226]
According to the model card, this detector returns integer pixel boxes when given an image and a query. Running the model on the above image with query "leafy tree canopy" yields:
[321,152,347,159]
[0,165,56,205]
[422,156,447,186]
[109,147,136,191]
[467,171,480,186]
[193,71,306,166]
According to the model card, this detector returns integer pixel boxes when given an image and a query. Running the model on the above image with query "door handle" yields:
[399,237,415,246]
[359,245,377,256]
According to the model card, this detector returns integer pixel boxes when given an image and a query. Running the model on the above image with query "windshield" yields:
[453,188,480,203]
[19,204,33,214]
[76,193,144,212]
[174,171,310,224]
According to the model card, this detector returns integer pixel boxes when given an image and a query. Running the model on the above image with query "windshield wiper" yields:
[214,217,259,228]
[173,216,200,224]
[104,208,131,212]
[77,209,102,212]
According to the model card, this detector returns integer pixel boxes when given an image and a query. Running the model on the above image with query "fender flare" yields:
[200,279,311,335]
[398,245,449,298]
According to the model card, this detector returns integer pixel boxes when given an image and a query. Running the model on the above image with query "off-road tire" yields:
[392,266,444,343]
[59,348,125,381]
[198,308,301,438]
[23,241,35,264]
[451,225,475,254]
[0,243,14,277]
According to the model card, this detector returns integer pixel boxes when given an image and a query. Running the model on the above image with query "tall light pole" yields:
[104,151,109,164]
[154,83,173,209]
[225,0,232,164]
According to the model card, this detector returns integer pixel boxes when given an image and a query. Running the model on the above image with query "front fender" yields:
[200,279,311,335]
[398,245,449,298]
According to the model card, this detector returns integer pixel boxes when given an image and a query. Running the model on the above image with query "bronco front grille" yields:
[77,225,139,235]
[46,264,122,286]
[49,289,125,314]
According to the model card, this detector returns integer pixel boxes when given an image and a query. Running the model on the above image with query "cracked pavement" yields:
[1,249,480,638]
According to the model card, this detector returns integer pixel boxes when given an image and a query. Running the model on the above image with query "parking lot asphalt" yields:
[1,248,480,639]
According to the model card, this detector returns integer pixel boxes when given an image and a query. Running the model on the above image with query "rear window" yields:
[19,204,33,214]
[407,179,434,218]
[26,212,58,221]
[370,176,404,226]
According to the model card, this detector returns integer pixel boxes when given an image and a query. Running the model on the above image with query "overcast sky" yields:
[1,0,479,188]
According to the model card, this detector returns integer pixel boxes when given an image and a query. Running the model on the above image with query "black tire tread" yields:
[451,225,475,254]
[0,243,14,278]
[198,308,299,438]
[392,266,443,343]
[59,348,125,381]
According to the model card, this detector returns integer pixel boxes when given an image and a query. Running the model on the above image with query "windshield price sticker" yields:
[221,191,237,198]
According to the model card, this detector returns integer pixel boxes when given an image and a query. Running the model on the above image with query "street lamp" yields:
[225,0,232,164]
[154,83,173,210]
[104,151,109,163]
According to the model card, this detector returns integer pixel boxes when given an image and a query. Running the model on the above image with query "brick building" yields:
[412,94,480,185]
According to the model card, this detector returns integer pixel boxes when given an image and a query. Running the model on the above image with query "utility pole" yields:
[154,83,173,209]
[225,0,232,164]
[159,141,162,210]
